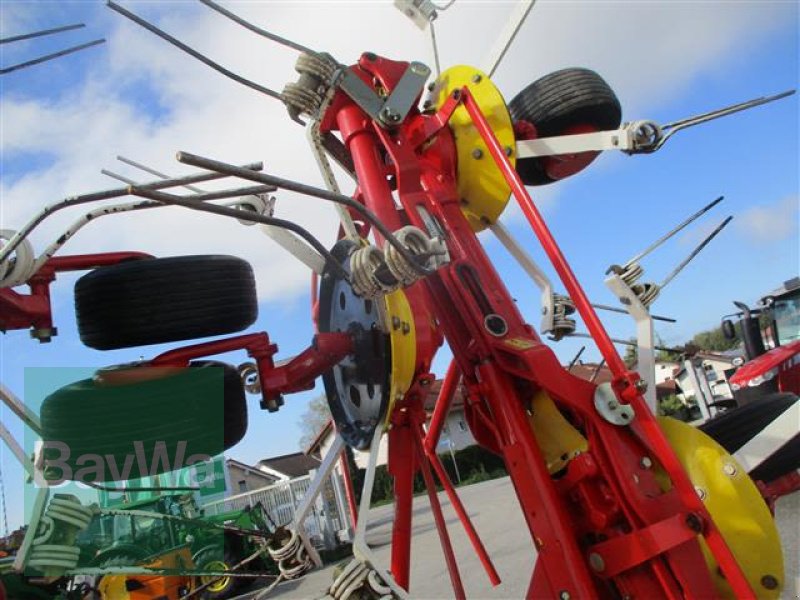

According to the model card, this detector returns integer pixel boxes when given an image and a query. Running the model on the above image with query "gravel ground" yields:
[237,477,798,599]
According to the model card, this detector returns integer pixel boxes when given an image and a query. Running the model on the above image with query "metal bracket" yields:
[339,62,430,128]
[594,382,635,426]
[605,273,657,413]
[516,90,795,160]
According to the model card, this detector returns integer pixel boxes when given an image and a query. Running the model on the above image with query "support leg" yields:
[412,420,466,600]
[426,448,501,586]
[388,419,415,591]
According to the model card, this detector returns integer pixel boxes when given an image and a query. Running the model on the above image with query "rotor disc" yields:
[319,240,390,450]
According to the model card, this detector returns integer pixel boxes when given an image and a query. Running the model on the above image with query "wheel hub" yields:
[319,240,390,450]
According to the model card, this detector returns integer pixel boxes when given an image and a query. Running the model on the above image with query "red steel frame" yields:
[318,53,758,599]
[4,54,779,600]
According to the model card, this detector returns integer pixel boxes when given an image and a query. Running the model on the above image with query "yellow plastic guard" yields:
[527,390,588,473]
[659,417,784,599]
[434,65,516,232]
[384,289,416,425]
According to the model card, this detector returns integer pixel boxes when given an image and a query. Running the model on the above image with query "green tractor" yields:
[81,494,278,599]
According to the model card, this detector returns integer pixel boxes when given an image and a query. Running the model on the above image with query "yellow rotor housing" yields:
[434,65,516,232]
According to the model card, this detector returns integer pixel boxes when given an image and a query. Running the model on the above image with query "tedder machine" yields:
[1,1,798,598]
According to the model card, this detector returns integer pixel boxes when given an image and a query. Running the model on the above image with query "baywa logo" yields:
[35,440,216,488]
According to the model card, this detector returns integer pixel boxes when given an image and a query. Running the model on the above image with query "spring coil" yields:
[27,495,93,573]
[384,226,434,287]
[631,282,660,308]
[617,261,644,287]
[282,52,338,120]
[296,52,338,82]
[614,261,660,308]
[323,556,395,600]
[350,245,392,299]
[551,294,576,340]
[267,529,312,581]
[0,229,36,288]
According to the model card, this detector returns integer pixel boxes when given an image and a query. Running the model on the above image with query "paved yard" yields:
[243,477,799,599]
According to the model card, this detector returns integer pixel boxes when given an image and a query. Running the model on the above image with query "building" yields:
[225,458,280,494]
[674,351,740,403]
[257,452,321,479]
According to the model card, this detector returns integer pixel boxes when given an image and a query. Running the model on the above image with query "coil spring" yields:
[324,556,395,600]
[0,229,36,288]
[384,226,435,286]
[617,262,644,286]
[615,262,660,308]
[267,529,312,580]
[296,52,337,82]
[27,495,93,573]
[282,52,338,120]
[631,282,660,308]
[551,293,576,340]
[350,245,392,299]
[282,83,324,118]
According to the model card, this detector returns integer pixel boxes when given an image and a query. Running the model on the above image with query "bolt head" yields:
[607,400,619,410]
[559,592,571,600]
[471,148,483,159]
[588,553,605,572]
[471,73,482,84]
[760,575,779,590]
[634,379,648,393]
[640,456,653,469]
[504,146,513,156]
[694,486,706,501]
[723,463,737,476]
[685,513,704,533]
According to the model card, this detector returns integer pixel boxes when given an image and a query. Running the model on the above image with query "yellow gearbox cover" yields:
[658,417,784,599]
[434,65,516,232]
[383,289,416,425]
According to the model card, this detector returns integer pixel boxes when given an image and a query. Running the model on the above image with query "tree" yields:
[623,335,678,368]
[297,394,332,451]
[690,324,740,352]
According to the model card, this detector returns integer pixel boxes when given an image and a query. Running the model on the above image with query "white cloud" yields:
[0,1,796,304]
[735,195,799,243]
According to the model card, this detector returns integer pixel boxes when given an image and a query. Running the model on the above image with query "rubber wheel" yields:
[700,392,799,482]
[40,361,247,483]
[509,68,622,186]
[194,547,242,599]
[75,255,258,350]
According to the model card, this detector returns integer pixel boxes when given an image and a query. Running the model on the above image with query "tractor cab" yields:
[722,276,800,399]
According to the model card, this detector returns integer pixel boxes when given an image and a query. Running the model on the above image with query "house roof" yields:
[422,379,467,412]
[258,452,321,478]
[305,420,334,457]
[226,458,279,481]
[566,362,614,385]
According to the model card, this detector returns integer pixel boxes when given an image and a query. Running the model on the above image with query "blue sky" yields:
[1,1,798,533]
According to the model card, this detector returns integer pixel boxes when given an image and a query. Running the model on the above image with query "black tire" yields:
[40,361,247,483]
[193,547,242,599]
[75,255,258,350]
[700,392,799,483]
[509,68,622,186]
